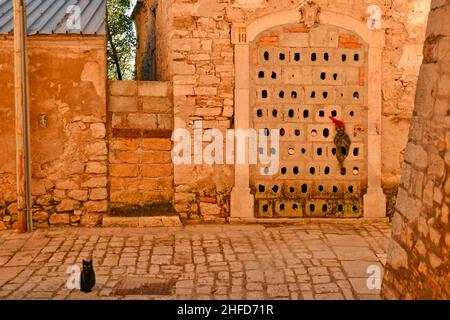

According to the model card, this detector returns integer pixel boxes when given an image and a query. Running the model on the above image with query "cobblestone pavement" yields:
[0,221,391,300]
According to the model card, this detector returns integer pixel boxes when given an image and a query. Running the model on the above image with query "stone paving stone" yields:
[349,277,382,295]
[267,284,290,298]
[264,270,285,284]
[25,291,55,299]
[325,234,368,246]
[246,270,264,283]
[150,255,172,265]
[301,291,314,299]
[246,282,264,291]
[332,246,379,261]
[315,292,345,300]
[6,251,39,267]
[312,250,336,259]
[246,291,265,299]
[0,221,391,300]
[358,294,382,300]
[0,266,25,287]
[312,275,330,284]
[0,290,12,298]
[7,290,27,300]
[340,260,384,277]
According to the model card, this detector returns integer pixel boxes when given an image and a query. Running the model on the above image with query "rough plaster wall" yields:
[155,0,175,80]
[135,0,157,80]
[164,0,430,220]
[0,36,107,229]
[382,0,431,188]
[0,38,17,219]
[381,0,450,299]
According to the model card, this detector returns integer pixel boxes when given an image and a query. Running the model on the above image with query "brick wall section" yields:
[108,81,174,211]
[381,0,450,299]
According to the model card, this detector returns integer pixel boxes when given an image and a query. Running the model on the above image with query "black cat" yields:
[80,258,96,293]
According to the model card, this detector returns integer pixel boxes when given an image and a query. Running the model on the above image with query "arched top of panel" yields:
[232,9,384,48]
[250,23,368,51]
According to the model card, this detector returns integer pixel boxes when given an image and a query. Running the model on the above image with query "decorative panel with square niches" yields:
[250,24,368,218]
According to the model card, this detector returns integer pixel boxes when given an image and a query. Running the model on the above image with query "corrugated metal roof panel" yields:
[0,0,106,35]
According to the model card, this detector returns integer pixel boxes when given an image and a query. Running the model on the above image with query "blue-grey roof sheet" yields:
[0,0,106,35]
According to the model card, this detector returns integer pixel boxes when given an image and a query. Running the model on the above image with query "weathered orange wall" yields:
[0,35,107,229]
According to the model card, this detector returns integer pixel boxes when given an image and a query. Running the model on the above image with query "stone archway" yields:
[230,5,386,220]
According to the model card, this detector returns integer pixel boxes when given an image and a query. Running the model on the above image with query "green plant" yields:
[107,0,136,80]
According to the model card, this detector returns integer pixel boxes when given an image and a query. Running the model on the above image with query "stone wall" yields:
[381,0,431,188]
[382,0,450,299]
[0,36,107,229]
[135,0,431,220]
[108,81,174,213]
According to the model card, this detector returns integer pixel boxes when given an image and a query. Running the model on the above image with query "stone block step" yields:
[102,215,182,227]
[104,203,181,227]
[109,203,178,217]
